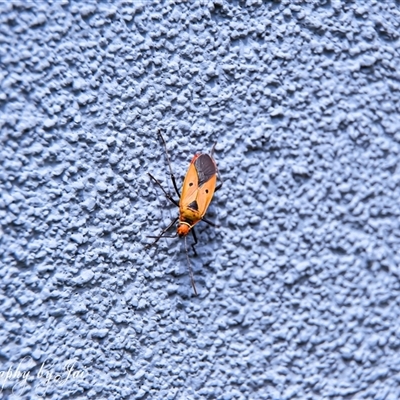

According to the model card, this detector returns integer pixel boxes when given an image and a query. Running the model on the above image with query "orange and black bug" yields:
[146,130,222,295]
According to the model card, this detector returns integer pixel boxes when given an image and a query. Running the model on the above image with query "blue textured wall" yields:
[1,1,400,399]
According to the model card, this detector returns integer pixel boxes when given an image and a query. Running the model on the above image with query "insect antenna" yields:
[145,217,178,249]
[147,235,177,239]
[184,236,198,296]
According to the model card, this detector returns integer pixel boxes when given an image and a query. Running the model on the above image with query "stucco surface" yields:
[1,1,400,399]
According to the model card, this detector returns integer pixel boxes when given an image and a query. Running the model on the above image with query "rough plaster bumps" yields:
[1,1,400,399]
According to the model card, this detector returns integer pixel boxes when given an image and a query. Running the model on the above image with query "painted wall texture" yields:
[1,1,400,399]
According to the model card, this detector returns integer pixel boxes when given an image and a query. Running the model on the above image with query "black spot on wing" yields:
[194,154,216,186]
[188,200,199,211]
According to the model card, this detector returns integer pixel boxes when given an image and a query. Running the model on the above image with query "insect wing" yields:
[180,153,217,220]
[194,154,217,186]
[180,160,199,203]
[195,154,217,218]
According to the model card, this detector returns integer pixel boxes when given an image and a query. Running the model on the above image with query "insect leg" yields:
[184,236,198,296]
[202,217,220,228]
[210,142,217,158]
[211,143,223,192]
[215,169,223,192]
[157,129,181,198]
[148,173,179,207]
[190,228,198,256]
[145,217,178,249]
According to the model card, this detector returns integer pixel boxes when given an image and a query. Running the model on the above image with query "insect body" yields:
[146,131,221,295]
[177,151,218,237]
